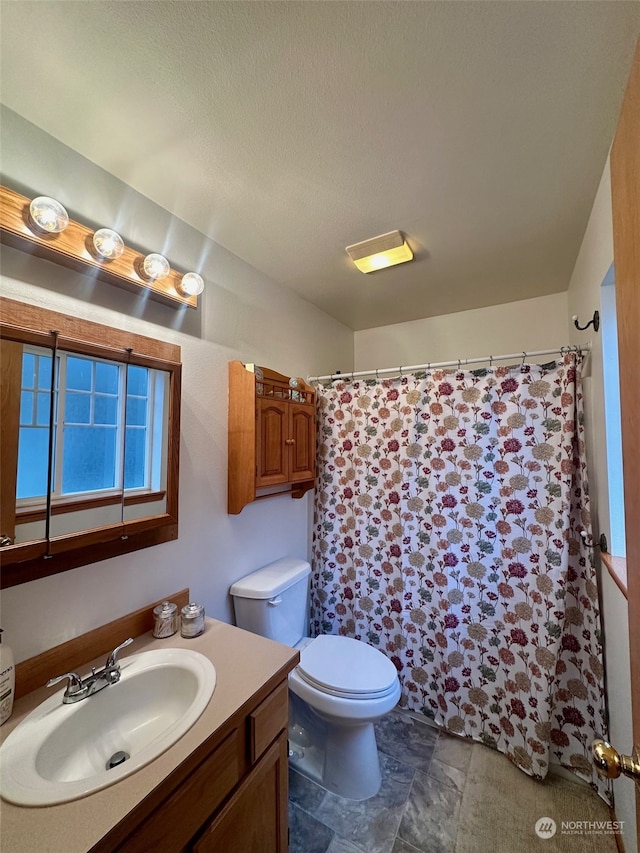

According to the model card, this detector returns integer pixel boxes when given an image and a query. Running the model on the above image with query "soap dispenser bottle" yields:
[0,629,15,725]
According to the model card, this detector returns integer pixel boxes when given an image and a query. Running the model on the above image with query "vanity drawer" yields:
[249,679,288,763]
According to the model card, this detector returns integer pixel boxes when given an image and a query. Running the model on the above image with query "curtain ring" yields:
[376,368,380,380]
[399,365,403,376]
[489,355,493,367]
[457,358,461,370]
[521,351,526,365]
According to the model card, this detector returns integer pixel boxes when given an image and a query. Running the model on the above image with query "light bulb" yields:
[92,228,124,260]
[367,253,393,270]
[143,253,170,280]
[29,196,69,233]
[180,272,205,296]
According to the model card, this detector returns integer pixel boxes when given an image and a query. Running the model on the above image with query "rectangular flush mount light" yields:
[346,229,413,273]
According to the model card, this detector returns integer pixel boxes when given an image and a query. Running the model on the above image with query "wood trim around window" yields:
[16,491,168,524]
[0,298,180,361]
[0,297,181,589]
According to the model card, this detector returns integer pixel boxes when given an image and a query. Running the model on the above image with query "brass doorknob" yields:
[592,739,640,781]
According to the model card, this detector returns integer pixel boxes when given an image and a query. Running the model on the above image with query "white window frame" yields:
[16,348,163,511]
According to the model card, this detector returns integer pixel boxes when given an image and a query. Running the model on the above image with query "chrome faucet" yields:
[47,638,134,704]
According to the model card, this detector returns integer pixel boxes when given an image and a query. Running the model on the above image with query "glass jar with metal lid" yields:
[181,602,205,638]
[152,600,178,638]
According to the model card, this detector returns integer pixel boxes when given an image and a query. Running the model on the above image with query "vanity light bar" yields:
[0,186,204,309]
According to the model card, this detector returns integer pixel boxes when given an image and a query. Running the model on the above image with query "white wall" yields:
[567,160,635,849]
[0,109,354,663]
[354,292,569,370]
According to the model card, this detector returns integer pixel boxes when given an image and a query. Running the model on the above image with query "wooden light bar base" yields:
[0,185,198,309]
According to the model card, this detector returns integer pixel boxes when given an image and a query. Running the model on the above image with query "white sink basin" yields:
[0,648,216,806]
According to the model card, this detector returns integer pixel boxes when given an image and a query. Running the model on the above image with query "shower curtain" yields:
[311,354,609,800]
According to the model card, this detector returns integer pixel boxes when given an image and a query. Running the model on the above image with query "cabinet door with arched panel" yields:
[228,361,316,514]
[289,402,315,483]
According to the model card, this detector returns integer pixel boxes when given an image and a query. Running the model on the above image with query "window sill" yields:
[16,490,166,524]
[600,552,628,599]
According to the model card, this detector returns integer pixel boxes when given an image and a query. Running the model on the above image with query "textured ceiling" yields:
[1,1,639,330]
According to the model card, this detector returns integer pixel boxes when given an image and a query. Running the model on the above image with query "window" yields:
[16,349,166,507]
[601,264,626,557]
[1,297,181,589]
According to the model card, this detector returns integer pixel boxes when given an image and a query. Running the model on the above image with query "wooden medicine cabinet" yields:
[228,361,316,514]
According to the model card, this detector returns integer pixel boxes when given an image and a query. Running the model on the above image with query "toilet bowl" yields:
[289,635,401,799]
[230,558,401,800]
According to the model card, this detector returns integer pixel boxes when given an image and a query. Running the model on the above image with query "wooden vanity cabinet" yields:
[192,736,288,853]
[98,679,290,853]
[228,361,316,514]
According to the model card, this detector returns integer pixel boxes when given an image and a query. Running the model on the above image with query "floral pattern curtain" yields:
[311,354,609,800]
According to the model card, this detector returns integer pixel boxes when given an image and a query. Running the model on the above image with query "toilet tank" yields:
[230,558,311,647]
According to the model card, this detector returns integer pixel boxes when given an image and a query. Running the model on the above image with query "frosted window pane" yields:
[95,362,118,394]
[62,426,117,493]
[17,428,49,499]
[601,271,626,556]
[37,357,52,390]
[94,394,118,425]
[20,391,34,424]
[125,426,146,489]
[22,353,35,388]
[66,392,91,424]
[127,365,148,397]
[126,396,147,426]
[66,356,92,391]
[36,391,51,426]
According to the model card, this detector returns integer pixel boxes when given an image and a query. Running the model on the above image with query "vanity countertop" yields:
[0,618,298,853]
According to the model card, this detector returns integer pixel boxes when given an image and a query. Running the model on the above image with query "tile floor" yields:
[287,709,600,853]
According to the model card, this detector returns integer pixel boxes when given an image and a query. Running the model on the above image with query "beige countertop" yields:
[0,618,298,853]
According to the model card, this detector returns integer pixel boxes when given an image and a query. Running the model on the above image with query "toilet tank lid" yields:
[229,558,311,599]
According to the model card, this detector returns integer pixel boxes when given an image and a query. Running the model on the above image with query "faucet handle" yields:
[46,672,85,695]
[106,637,133,669]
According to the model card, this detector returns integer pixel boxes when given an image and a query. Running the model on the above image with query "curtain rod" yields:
[308,343,591,383]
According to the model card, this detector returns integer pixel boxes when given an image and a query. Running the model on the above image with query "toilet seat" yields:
[297,635,398,700]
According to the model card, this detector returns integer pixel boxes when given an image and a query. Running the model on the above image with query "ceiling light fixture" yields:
[92,228,125,260]
[142,253,170,280]
[345,229,413,273]
[29,196,69,234]
[179,272,205,297]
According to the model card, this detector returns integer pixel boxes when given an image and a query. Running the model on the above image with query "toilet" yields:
[230,558,401,800]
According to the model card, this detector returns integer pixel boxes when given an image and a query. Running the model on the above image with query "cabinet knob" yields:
[285,439,295,445]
